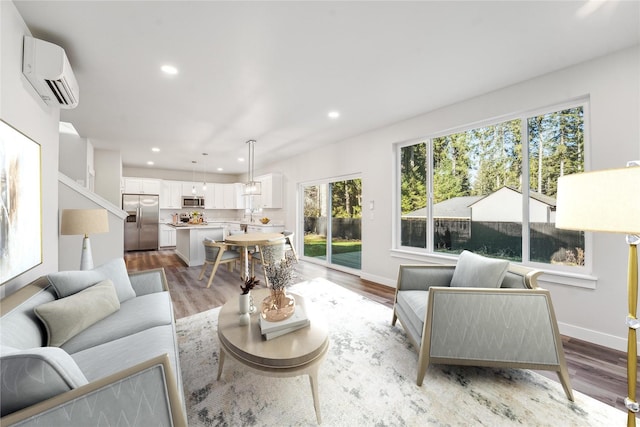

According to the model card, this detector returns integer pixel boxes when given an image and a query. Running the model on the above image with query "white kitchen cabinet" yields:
[255,173,283,209]
[123,177,161,195]
[204,184,216,209]
[182,181,205,197]
[246,224,285,233]
[219,183,245,209]
[223,184,236,209]
[212,183,225,209]
[160,180,183,209]
[159,224,176,247]
[234,183,246,209]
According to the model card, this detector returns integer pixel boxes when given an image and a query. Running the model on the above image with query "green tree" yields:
[331,179,362,218]
[529,107,583,197]
[400,143,427,214]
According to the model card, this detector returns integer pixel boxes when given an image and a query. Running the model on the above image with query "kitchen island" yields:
[170,224,226,267]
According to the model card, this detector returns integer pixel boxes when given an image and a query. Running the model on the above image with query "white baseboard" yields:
[557,321,639,352]
[360,272,396,288]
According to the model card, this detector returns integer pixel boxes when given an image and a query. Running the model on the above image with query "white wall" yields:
[59,133,89,185]
[123,166,240,183]
[0,1,60,298]
[265,46,640,351]
[58,177,125,271]
[94,149,122,207]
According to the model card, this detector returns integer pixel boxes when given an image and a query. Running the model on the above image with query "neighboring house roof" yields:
[467,186,557,208]
[403,186,557,219]
[434,195,483,218]
[403,195,483,219]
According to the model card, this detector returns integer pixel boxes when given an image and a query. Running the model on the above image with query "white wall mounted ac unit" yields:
[22,35,79,109]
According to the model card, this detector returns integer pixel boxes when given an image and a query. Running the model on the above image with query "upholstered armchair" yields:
[392,251,573,401]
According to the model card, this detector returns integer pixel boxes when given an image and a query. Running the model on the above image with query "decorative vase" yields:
[239,292,251,314]
[239,312,250,326]
[260,288,295,322]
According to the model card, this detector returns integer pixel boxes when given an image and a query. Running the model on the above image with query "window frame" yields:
[392,99,595,288]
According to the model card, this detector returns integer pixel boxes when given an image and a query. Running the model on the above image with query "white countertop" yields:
[163,219,284,227]
[167,223,225,229]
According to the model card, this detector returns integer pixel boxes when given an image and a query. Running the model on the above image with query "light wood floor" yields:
[125,249,633,414]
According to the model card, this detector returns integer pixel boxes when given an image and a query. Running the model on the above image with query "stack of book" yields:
[259,305,310,340]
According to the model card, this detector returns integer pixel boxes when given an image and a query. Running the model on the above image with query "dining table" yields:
[224,232,286,279]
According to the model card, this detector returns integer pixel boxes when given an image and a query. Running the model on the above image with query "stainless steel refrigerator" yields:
[123,194,159,251]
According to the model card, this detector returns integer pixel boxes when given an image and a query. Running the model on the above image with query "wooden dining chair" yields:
[282,230,299,261]
[198,240,241,288]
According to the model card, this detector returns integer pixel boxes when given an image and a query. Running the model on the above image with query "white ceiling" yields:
[13,1,640,174]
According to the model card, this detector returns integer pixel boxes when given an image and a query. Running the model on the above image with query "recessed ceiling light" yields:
[161,65,178,75]
[328,111,340,119]
[147,161,154,166]
[151,147,160,152]
[217,167,224,172]
[238,157,245,162]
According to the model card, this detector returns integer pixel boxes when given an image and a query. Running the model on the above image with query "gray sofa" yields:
[392,250,573,401]
[0,258,186,426]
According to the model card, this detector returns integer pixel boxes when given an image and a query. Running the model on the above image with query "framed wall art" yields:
[0,119,42,284]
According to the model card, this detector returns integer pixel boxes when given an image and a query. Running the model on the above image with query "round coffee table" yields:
[217,288,329,424]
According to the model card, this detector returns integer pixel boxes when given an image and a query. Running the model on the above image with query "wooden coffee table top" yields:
[217,288,328,369]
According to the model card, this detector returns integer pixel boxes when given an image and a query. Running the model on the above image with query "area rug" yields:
[176,277,628,426]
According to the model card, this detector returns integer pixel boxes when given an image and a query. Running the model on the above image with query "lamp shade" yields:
[60,209,109,237]
[555,166,640,234]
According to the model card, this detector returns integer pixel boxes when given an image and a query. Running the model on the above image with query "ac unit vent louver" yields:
[23,36,79,109]
[45,79,78,107]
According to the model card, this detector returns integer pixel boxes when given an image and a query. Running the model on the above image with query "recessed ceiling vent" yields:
[22,35,79,109]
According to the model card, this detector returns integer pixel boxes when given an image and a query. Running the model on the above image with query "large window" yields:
[397,102,586,269]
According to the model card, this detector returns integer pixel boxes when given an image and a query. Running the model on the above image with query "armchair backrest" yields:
[501,265,542,289]
[396,262,542,292]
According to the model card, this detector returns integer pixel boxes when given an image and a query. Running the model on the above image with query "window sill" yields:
[389,248,598,289]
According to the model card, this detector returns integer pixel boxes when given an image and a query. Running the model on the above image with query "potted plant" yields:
[239,276,260,315]
[261,252,297,322]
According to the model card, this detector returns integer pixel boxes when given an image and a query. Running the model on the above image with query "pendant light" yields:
[191,160,197,195]
[202,153,208,191]
[244,140,262,196]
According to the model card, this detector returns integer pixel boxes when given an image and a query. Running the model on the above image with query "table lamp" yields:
[60,209,109,270]
[555,162,640,427]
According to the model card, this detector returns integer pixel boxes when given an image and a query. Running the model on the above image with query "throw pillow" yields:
[450,250,509,288]
[0,346,88,417]
[47,258,136,302]
[34,280,121,347]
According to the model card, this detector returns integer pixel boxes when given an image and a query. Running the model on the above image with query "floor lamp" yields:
[556,163,640,427]
[60,209,109,270]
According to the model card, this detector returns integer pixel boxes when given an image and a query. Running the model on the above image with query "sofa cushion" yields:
[450,250,509,288]
[61,291,174,354]
[34,280,121,347]
[0,347,88,417]
[47,258,136,303]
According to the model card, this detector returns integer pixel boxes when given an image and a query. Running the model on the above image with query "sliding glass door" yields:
[302,177,362,270]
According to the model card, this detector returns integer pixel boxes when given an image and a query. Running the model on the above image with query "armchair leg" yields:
[556,365,575,401]
[416,350,429,387]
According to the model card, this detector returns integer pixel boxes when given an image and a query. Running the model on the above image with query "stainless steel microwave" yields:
[182,196,205,208]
